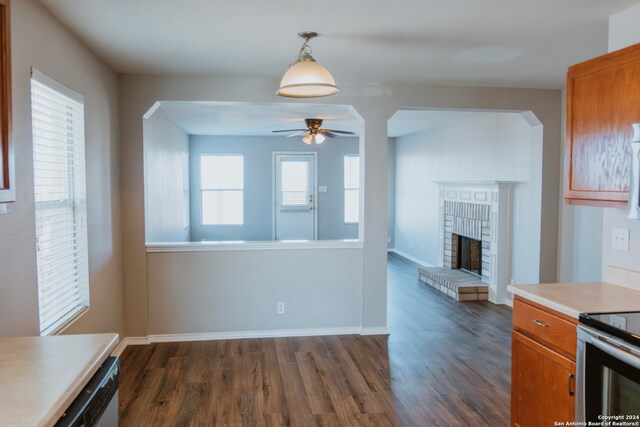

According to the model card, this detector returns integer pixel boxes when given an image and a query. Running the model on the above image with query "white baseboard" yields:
[360,327,391,336]
[111,326,391,354]
[111,336,149,356]
[148,326,362,343]
[388,248,434,268]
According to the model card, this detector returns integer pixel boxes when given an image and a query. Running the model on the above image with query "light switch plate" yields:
[318,185,327,193]
[0,204,7,214]
[612,228,630,252]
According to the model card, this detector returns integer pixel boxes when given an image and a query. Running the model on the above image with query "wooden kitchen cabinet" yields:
[511,297,577,427]
[565,43,640,207]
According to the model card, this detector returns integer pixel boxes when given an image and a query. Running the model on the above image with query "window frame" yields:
[344,154,360,224]
[31,68,90,336]
[199,153,245,226]
[182,150,190,231]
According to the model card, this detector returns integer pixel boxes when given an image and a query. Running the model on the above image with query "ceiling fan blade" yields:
[322,132,338,138]
[286,131,308,138]
[321,129,356,135]
[272,129,308,133]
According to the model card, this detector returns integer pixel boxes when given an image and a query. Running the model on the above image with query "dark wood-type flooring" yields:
[119,253,513,426]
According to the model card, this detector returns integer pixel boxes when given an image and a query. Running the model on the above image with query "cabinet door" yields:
[565,43,640,206]
[511,331,575,427]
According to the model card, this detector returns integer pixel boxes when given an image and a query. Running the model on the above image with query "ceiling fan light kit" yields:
[272,118,355,145]
[303,133,325,145]
[277,32,339,98]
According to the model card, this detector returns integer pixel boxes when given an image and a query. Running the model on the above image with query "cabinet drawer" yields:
[513,298,577,358]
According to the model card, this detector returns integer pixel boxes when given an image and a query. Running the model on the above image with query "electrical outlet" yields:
[610,314,627,329]
[421,244,424,252]
[277,302,285,315]
[387,237,391,243]
[410,243,414,249]
[612,228,630,252]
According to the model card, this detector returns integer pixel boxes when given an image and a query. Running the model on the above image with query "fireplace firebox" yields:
[453,234,482,277]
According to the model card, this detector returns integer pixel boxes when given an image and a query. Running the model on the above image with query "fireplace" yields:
[435,181,515,304]
[453,234,482,277]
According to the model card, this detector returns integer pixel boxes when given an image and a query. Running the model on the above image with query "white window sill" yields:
[145,239,363,253]
[45,306,89,336]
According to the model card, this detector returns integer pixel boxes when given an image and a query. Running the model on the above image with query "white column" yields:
[354,106,395,333]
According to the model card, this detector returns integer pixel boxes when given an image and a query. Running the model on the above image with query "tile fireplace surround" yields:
[434,181,515,304]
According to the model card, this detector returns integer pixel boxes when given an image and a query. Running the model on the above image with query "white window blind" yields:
[182,150,190,230]
[344,155,360,223]
[280,160,310,208]
[200,154,244,225]
[31,70,89,336]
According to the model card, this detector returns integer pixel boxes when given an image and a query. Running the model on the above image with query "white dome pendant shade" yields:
[277,32,339,98]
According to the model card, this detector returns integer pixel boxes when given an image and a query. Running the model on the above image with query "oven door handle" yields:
[584,331,640,370]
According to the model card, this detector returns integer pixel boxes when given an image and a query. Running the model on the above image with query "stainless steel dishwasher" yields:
[55,356,119,427]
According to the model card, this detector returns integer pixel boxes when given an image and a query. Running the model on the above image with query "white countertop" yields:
[0,333,119,427]
[508,282,640,319]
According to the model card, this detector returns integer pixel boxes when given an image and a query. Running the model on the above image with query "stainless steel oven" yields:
[576,313,640,422]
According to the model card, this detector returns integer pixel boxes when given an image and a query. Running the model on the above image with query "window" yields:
[200,154,244,225]
[31,70,89,336]
[280,159,311,209]
[344,155,360,223]
[182,150,189,230]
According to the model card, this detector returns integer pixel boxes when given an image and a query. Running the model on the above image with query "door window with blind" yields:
[280,158,312,211]
[31,70,89,336]
[200,154,244,225]
[344,155,360,223]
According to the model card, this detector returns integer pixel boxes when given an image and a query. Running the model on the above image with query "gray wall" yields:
[387,138,396,248]
[119,74,561,337]
[147,248,363,335]
[393,112,543,285]
[189,135,359,241]
[0,0,123,337]
[144,108,190,243]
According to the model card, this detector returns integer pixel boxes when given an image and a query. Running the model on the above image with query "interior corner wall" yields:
[387,138,396,249]
[188,135,359,242]
[601,3,640,274]
[144,109,190,243]
[0,0,123,337]
[393,112,542,285]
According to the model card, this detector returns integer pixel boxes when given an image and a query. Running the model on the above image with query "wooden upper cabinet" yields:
[0,0,12,203]
[565,43,640,207]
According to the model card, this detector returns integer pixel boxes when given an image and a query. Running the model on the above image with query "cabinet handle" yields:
[568,373,575,396]
[532,319,548,328]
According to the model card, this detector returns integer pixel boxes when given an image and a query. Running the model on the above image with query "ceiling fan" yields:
[272,118,355,144]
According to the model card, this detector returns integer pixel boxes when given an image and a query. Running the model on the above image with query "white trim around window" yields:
[200,153,244,226]
[344,154,360,224]
[31,68,90,336]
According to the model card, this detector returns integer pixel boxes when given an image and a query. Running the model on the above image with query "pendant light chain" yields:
[291,36,314,66]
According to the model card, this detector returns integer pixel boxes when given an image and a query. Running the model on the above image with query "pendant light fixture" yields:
[277,32,339,98]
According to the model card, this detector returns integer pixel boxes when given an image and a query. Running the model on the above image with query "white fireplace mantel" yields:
[434,181,516,305]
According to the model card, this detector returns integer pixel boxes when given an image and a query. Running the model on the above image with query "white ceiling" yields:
[388,110,479,137]
[158,102,489,137]
[38,0,639,89]
[158,102,360,136]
